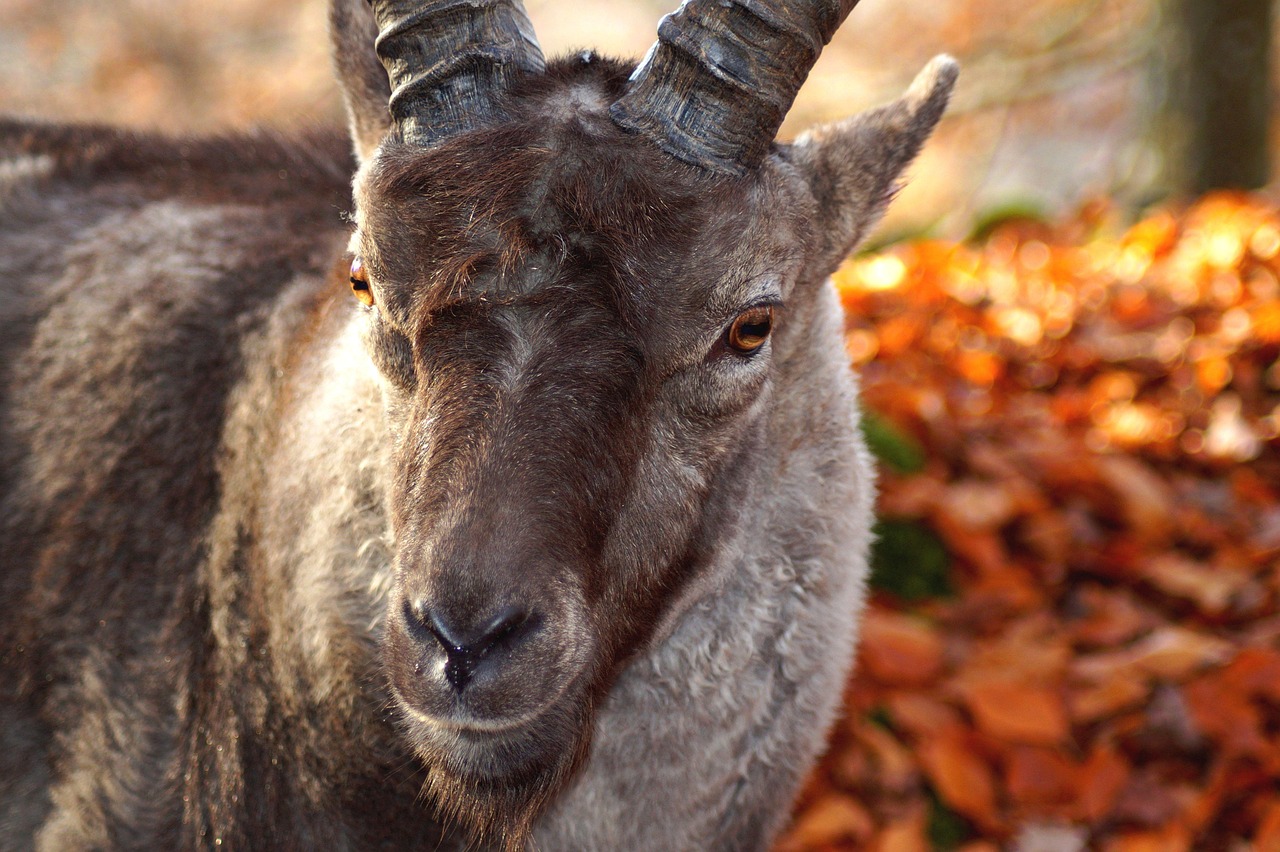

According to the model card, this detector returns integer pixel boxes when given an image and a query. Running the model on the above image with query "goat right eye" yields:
[349,257,375,307]
[725,305,775,355]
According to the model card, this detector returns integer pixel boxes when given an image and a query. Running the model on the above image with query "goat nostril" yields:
[477,604,529,651]
[402,598,433,643]
[405,600,536,693]
[405,598,426,626]
[423,609,466,652]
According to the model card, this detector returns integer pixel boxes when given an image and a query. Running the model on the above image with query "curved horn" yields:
[611,0,860,176]
[368,0,544,147]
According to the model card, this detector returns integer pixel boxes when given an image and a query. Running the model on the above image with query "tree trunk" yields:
[1155,0,1273,195]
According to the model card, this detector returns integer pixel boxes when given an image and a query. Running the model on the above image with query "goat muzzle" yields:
[385,577,590,734]
[407,599,538,693]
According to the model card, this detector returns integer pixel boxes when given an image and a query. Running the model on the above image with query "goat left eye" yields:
[349,256,375,307]
[725,306,774,354]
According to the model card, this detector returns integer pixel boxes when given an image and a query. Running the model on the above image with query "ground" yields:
[777,193,1280,851]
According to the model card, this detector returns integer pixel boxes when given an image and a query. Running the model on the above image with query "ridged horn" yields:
[367,0,545,147]
[611,0,860,175]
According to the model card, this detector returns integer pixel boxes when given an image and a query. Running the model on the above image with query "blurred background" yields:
[0,0,1274,233]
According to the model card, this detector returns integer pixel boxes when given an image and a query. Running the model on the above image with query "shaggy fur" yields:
[0,3,955,848]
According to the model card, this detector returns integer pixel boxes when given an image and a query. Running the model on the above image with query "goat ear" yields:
[787,55,958,277]
[330,0,393,163]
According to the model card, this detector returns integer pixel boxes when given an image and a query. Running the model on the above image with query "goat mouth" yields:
[404,700,596,852]
[389,644,593,731]
[395,682,592,785]
[391,674,577,734]
[385,642,598,795]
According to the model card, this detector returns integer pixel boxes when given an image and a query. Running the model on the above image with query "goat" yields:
[0,0,955,848]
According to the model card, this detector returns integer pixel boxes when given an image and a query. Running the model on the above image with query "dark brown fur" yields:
[0,123,452,847]
[1,6,955,844]
[0,60,776,849]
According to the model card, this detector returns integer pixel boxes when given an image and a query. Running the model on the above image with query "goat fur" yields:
[0,20,955,851]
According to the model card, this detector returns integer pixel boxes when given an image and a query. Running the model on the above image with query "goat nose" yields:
[406,601,534,693]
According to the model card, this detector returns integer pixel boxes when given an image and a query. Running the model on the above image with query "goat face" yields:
[350,75,817,829]
[333,0,955,843]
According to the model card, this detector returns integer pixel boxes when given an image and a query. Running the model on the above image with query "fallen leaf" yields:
[917,727,1001,830]
[1078,745,1131,822]
[960,680,1069,746]
[849,720,919,794]
[1100,825,1192,852]
[1009,823,1088,852]
[1178,762,1231,837]
[1141,553,1251,616]
[936,479,1022,531]
[858,610,946,687]
[1109,770,1183,829]
[1003,746,1080,809]
[884,692,964,739]
[1065,585,1158,649]
[966,562,1047,612]
[869,810,929,852]
[1072,626,1233,682]
[963,620,1073,684]
[932,522,1010,577]
[791,193,1280,852]
[1068,676,1149,724]
[1255,799,1280,850]
[1096,455,1176,543]
[1219,646,1280,702]
[775,793,875,849]
[1184,672,1268,757]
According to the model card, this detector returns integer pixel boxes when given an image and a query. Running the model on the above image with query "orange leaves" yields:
[1183,648,1280,764]
[1094,455,1176,545]
[1068,675,1149,725]
[1071,626,1233,682]
[857,611,945,688]
[959,682,1068,747]
[839,193,1280,470]
[1101,825,1193,852]
[917,728,1000,829]
[776,194,1280,852]
[777,795,875,849]
[1141,553,1251,616]
[1078,746,1131,822]
[1256,800,1280,849]
[1253,301,1280,344]
[954,350,1003,388]
[1003,746,1078,809]
[1183,674,1269,760]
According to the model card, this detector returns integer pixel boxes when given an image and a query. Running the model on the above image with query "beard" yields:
[397,688,597,851]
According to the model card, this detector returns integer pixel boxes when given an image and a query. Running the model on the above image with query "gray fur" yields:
[0,11,956,851]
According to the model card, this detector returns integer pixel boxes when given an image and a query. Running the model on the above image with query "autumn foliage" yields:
[776,194,1280,852]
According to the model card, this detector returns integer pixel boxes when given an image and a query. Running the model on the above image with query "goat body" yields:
[0,4,954,849]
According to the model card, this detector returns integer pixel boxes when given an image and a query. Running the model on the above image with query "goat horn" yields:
[611,0,860,176]
[367,0,544,147]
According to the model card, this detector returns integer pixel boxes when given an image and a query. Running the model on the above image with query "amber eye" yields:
[726,305,775,354]
[349,256,374,307]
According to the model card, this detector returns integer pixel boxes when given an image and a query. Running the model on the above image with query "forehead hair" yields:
[353,57,768,319]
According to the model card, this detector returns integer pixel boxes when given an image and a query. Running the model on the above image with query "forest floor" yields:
[776,193,1280,852]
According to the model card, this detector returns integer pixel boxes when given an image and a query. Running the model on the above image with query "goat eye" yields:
[725,305,774,354]
[349,257,374,307]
